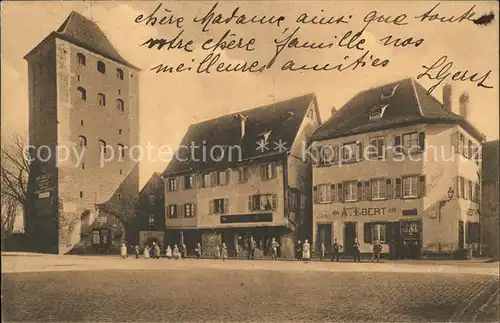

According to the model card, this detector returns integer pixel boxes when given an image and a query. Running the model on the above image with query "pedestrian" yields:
[154,243,161,259]
[165,245,172,259]
[181,243,187,258]
[195,242,202,259]
[120,243,127,259]
[271,238,280,261]
[214,245,220,260]
[296,240,302,261]
[371,240,382,263]
[319,242,326,261]
[234,241,240,259]
[173,244,180,259]
[388,239,396,260]
[302,239,311,262]
[134,245,140,259]
[144,245,150,259]
[221,243,228,261]
[353,238,361,262]
[331,239,342,262]
[248,237,257,260]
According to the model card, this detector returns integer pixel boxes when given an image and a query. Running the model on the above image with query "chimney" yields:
[459,92,469,119]
[442,84,453,111]
[238,114,247,138]
[331,106,337,118]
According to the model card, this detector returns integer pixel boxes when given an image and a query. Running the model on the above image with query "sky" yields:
[2,1,499,189]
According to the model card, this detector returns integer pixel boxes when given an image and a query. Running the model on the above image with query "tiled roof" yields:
[482,140,499,182]
[162,93,317,176]
[26,11,138,70]
[311,78,482,141]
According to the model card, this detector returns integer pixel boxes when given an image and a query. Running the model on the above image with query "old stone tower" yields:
[24,11,140,254]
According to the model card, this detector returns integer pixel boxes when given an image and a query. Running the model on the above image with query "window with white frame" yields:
[371,179,386,200]
[319,145,336,165]
[167,204,177,218]
[371,223,386,242]
[216,170,229,186]
[184,175,194,189]
[345,181,358,202]
[202,173,211,188]
[148,195,155,205]
[238,167,249,183]
[261,163,277,180]
[318,184,331,203]
[184,204,195,217]
[249,194,276,211]
[97,61,106,74]
[368,137,385,159]
[168,178,177,192]
[403,176,418,198]
[342,142,357,163]
[402,132,419,152]
[116,68,124,80]
[212,198,228,214]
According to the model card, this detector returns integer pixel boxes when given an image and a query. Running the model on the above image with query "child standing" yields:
[144,245,150,259]
[214,245,220,260]
[166,245,172,259]
[195,242,202,259]
[319,242,326,261]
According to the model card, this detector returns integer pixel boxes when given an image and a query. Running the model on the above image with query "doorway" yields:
[344,222,357,254]
[317,224,332,252]
[458,221,465,249]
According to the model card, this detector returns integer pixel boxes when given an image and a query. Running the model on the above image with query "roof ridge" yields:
[191,93,315,126]
[410,78,424,116]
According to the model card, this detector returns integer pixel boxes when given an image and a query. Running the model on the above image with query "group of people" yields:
[312,238,383,263]
[120,237,385,262]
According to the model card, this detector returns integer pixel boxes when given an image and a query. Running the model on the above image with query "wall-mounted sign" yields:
[220,213,273,224]
[317,207,396,218]
[402,208,418,216]
[467,208,478,216]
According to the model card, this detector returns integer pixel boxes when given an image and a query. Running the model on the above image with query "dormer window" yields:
[368,104,388,121]
[381,84,399,99]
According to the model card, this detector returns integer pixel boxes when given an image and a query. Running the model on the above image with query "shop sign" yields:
[317,207,396,218]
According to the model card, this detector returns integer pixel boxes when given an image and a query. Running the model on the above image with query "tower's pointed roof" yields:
[25,11,139,70]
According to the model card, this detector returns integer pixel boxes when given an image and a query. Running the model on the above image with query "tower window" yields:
[117,144,125,159]
[77,87,87,101]
[98,93,106,106]
[78,135,87,148]
[117,68,124,80]
[81,120,84,126]
[80,191,84,199]
[118,129,122,135]
[77,75,81,81]
[97,61,106,74]
[120,169,123,175]
[77,53,86,66]
[116,99,124,112]
[82,163,85,170]
[98,139,107,155]
[118,89,121,95]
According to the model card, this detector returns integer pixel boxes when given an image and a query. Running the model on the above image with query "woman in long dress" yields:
[302,239,311,262]
[173,244,180,259]
[221,243,228,261]
[165,245,172,259]
[120,244,127,259]
[214,245,220,260]
[144,245,150,259]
